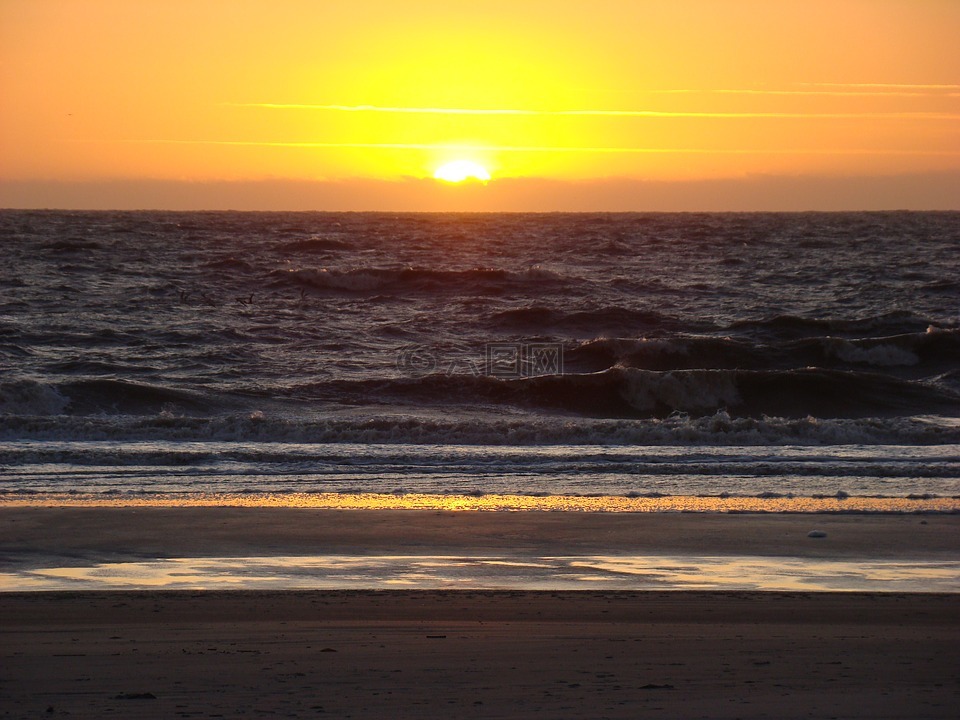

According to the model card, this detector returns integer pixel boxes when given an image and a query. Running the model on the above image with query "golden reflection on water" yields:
[1,492,956,513]
[5,554,959,593]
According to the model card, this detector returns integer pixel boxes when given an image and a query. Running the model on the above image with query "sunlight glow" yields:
[3,0,959,206]
[2,493,956,514]
[433,160,491,183]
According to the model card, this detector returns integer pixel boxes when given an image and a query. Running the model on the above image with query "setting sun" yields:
[433,160,491,183]
[1,0,958,209]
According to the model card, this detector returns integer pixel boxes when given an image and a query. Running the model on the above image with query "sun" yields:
[433,160,491,183]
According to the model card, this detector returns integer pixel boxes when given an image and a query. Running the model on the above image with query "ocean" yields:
[1,210,958,509]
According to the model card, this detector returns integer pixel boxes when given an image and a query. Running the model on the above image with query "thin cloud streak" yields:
[640,89,960,98]
[227,104,960,120]
[799,82,960,90]
[656,89,960,97]
[116,139,960,156]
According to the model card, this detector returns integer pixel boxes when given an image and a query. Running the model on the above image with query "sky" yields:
[1,0,959,211]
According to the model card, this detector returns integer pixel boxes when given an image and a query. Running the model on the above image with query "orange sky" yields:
[1,0,959,210]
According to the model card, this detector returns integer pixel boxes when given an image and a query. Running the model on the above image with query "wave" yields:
[2,444,957,482]
[544,368,958,418]
[726,311,944,340]
[6,365,956,422]
[40,360,161,375]
[4,325,250,350]
[302,367,959,420]
[41,239,105,252]
[0,379,70,415]
[199,256,255,272]
[489,306,703,336]
[276,236,354,252]
[566,336,758,373]
[564,328,960,375]
[924,278,959,294]
[0,378,220,416]
[271,266,569,294]
[1,411,958,446]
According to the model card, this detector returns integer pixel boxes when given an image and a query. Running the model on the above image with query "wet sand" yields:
[3,506,958,561]
[1,508,958,717]
[1,590,958,719]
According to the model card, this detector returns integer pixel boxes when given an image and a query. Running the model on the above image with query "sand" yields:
[1,590,958,719]
[3,506,959,560]
[1,508,958,718]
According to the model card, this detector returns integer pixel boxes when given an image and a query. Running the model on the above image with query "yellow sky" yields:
[1,0,959,209]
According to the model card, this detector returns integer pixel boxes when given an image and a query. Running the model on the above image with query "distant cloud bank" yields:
[3,172,959,212]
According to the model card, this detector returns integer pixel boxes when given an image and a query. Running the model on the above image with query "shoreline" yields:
[3,507,958,592]
[1,491,958,513]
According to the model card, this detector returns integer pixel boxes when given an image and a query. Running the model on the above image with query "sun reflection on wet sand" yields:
[2,554,957,593]
[1,492,956,513]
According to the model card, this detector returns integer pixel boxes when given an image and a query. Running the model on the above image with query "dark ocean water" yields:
[1,210,958,501]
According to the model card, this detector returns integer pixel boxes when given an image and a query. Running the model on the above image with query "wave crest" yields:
[272,266,569,294]
[2,411,958,446]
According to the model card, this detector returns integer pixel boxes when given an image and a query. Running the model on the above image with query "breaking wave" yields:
[564,328,959,376]
[1,411,958,446]
[301,367,959,420]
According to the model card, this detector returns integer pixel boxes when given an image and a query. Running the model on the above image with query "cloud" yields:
[226,104,960,120]
[798,82,960,90]
[3,172,960,212]
[120,139,960,156]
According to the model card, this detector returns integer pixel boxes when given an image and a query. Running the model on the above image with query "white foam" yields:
[2,410,959,446]
[827,339,919,367]
[0,379,69,416]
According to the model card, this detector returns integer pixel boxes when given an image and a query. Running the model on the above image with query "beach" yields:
[2,589,958,718]
[2,211,958,716]
[1,508,959,717]
[3,506,959,560]
[5,0,960,713]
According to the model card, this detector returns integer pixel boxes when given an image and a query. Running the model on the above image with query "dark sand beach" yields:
[3,507,959,560]
[2,508,959,718]
[2,589,959,719]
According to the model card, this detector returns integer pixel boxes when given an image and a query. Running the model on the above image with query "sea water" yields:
[1,210,958,508]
